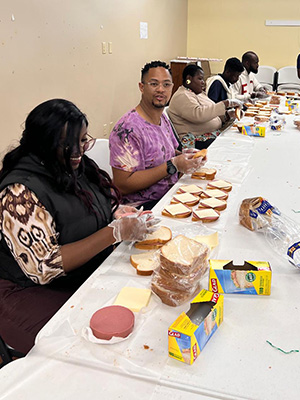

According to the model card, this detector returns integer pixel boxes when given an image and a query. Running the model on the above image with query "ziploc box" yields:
[209,260,272,295]
[242,125,265,137]
[168,289,223,365]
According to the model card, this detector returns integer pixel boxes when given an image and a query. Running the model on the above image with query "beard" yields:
[152,100,168,109]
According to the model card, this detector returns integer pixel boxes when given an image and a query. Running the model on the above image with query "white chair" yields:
[85,138,112,176]
[277,66,300,92]
[256,65,277,91]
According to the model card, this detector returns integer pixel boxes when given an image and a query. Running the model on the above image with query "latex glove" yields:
[172,153,205,175]
[227,98,243,108]
[108,212,160,243]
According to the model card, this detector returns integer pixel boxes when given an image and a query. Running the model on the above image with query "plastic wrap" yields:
[239,197,300,268]
[150,235,209,306]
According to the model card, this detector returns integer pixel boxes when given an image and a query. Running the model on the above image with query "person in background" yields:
[206,57,244,103]
[297,54,300,79]
[0,99,157,354]
[167,64,241,150]
[231,51,267,102]
[109,61,203,209]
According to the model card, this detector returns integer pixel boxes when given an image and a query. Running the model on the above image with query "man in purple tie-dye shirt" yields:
[109,61,203,208]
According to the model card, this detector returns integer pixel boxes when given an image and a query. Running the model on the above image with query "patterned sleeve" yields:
[0,183,65,285]
[109,118,145,173]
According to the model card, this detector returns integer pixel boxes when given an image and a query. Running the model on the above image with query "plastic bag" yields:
[150,235,209,306]
[239,197,300,268]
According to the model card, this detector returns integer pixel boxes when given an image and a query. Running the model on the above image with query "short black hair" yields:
[242,51,257,64]
[141,61,171,81]
[224,57,244,73]
[182,64,203,82]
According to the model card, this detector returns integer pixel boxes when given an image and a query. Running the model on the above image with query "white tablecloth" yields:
[1,114,300,400]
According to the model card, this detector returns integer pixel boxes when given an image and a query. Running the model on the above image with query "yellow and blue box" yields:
[209,260,272,295]
[168,289,223,365]
[242,125,265,137]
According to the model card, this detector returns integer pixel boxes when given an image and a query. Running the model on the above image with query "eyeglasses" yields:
[142,81,174,89]
[82,133,96,153]
[59,133,96,153]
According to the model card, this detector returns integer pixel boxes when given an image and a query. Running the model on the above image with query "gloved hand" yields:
[255,90,268,99]
[172,153,205,174]
[109,211,160,243]
[227,98,244,108]
[114,205,140,219]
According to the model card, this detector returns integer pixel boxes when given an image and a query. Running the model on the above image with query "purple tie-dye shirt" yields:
[109,109,179,206]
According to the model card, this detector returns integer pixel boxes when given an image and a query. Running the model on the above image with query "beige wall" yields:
[0,0,187,154]
[187,0,300,74]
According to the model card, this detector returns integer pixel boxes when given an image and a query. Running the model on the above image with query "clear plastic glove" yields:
[227,98,243,108]
[114,205,140,219]
[108,212,160,243]
[255,90,268,99]
[172,153,205,174]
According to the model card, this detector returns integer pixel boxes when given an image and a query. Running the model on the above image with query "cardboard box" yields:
[209,260,272,295]
[242,125,265,137]
[168,289,223,365]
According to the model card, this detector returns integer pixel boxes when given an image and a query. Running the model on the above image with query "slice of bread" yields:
[191,167,217,180]
[134,226,172,249]
[198,197,227,212]
[159,235,209,275]
[207,179,232,192]
[162,203,192,218]
[235,108,242,120]
[192,209,220,222]
[130,251,157,275]
[177,184,203,196]
[192,149,207,159]
[171,192,199,207]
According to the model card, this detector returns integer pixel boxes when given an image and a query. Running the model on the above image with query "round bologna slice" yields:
[90,305,135,340]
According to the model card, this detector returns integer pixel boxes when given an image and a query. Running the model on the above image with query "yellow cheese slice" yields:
[202,189,227,198]
[209,180,232,189]
[164,203,190,216]
[194,209,219,218]
[179,184,202,194]
[193,232,219,250]
[173,192,198,203]
[114,287,151,312]
[200,197,226,208]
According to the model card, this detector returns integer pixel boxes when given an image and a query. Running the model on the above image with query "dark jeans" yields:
[0,279,75,354]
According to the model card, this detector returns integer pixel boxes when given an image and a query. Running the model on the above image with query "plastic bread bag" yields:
[239,197,300,268]
[151,275,201,307]
[150,235,209,306]
[158,235,209,276]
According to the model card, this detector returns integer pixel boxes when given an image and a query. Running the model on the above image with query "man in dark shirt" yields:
[206,57,244,103]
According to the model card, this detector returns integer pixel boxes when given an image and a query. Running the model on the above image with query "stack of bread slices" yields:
[151,235,209,306]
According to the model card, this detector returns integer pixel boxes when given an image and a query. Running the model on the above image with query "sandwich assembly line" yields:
[1,92,300,399]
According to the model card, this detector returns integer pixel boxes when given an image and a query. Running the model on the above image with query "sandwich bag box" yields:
[168,289,223,365]
[241,125,265,137]
[209,260,272,295]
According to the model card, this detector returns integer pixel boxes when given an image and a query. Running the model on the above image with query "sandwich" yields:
[162,203,192,218]
[235,108,242,120]
[200,188,228,200]
[198,197,227,212]
[177,184,203,196]
[192,209,220,223]
[191,167,217,180]
[130,251,158,275]
[254,115,269,123]
[207,179,232,192]
[134,226,172,249]
[192,149,207,159]
[171,192,199,207]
